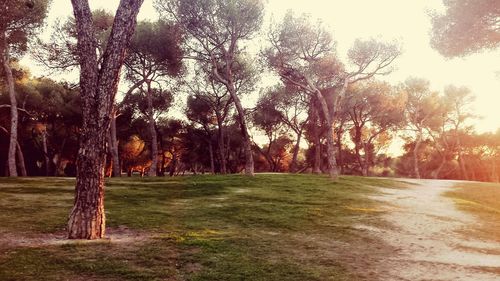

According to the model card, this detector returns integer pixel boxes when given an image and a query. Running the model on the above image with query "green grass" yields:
[0,174,392,281]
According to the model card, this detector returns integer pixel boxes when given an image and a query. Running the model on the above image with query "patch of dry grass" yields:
[445,181,500,244]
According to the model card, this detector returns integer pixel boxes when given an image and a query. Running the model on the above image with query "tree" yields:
[186,95,217,174]
[122,88,174,174]
[265,86,309,172]
[68,0,143,239]
[430,0,500,57]
[401,78,441,179]
[156,0,264,176]
[184,70,235,174]
[253,92,288,172]
[346,81,405,176]
[1,0,49,176]
[266,11,400,179]
[124,19,183,176]
[442,85,476,179]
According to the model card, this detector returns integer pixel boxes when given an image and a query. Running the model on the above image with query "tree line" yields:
[2,0,498,181]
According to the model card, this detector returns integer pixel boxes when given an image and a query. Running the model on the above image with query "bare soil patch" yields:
[359,179,500,281]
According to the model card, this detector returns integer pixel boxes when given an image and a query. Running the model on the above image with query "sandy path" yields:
[363,179,500,281]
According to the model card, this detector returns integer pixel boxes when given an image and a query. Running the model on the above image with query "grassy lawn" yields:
[445,181,500,245]
[0,174,395,281]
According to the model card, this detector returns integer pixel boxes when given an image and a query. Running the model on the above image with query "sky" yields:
[24,0,500,136]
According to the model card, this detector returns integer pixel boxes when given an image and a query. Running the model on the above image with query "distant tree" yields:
[260,86,309,172]
[157,118,185,176]
[253,92,288,172]
[124,20,183,177]
[157,0,264,176]
[401,78,442,179]
[442,85,476,179]
[346,81,405,176]
[26,78,81,176]
[266,11,400,179]
[184,71,234,174]
[430,0,500,57]
[67,0,143,240]
[185,94,217,174]
[0,0,49,176]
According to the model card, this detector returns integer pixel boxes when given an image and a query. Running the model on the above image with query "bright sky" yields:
[24,0,500,135]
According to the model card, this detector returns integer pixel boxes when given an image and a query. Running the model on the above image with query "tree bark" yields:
[68,0,143,239]
[314,89,338,179]
[2,39,18,177]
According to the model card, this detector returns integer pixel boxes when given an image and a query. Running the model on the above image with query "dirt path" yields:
[363,179,500,281]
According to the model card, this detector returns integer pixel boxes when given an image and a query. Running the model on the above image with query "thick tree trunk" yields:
[110,110,121,177]
[2,42,18,177]
[314,89,338,179]
[68,0,143,239]
[227,85,254,176]
[68,137,107,239]
[413,131,422,179]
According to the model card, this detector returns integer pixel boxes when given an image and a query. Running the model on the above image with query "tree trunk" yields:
[290,130,302,173]
[16,140,27,176]
[169,152,177,177]
[216,116,227,174]
[68,0,143,239]
[146,82,158,177]
[227,84,254,176]
[110,110,121,177]
[413,131,422,179]
[336,128,344,174]
[314,89,338,179]
[433,155,446,179]
[353,130,364,175]
[362,143,370,177]
[41,130,50,176]
[456,136,468,181]
[54,137,67,176]
[2,41,18,177]
[311,102,322,174]
[208,141,215,174]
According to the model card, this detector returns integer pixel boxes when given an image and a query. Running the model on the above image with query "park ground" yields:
[0,174,499,280]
